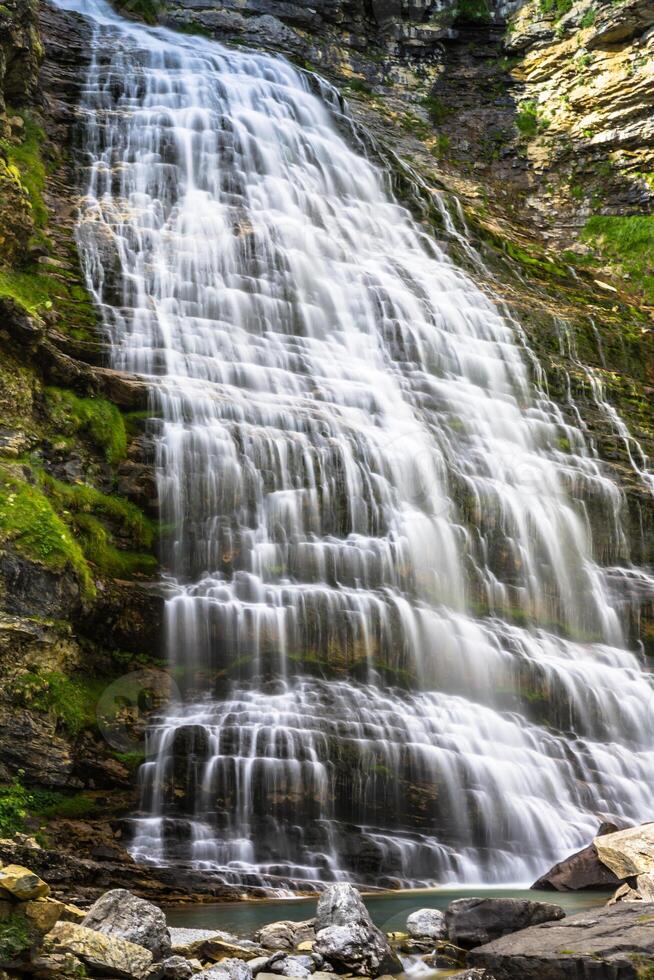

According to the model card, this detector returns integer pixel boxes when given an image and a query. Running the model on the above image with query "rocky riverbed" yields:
[4,821,654,978]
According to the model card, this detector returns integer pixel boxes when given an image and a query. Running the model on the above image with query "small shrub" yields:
[0,912,32,964]
[0,778,32,838]
[539,0,573,18]
[422,95,450,124]
[455,0,491,22]
[580,7,596,27]
[516,102,539,137]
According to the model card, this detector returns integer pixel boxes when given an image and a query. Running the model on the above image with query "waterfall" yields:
[58,0,654,891]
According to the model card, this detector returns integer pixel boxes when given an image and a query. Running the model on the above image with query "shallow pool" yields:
[166,885,607,936]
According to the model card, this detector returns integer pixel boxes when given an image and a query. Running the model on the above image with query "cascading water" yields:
[59,0,654,891]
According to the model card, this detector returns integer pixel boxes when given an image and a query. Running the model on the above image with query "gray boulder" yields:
[314,884,402,976]
[83,888,171,961]
[406,908,446,941]
[467,903,654,979]
[532,823,622,892]
[265,953,316,977]
[445,898,564,949]
[161,956,194,979]
[196,960,253,980]
[255,920,316,951]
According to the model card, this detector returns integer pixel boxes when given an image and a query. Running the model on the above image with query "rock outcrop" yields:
[594,823,654,879]
[445,898,565,950]
[467,903,654,979]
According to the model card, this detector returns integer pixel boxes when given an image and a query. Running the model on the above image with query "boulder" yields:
[195,960,252,980]
[82,888,171,961]
[314,884,401,976]
[467,903,654,979]
[23,897,65,933]
[44,920,154,979]
[0,864,50,900]
[255,920,316,951]
[160,956,194,980]
[170,928,242,958]
[531,841,621,892]
[594,823,654,879]
[265,953,316,976]
[445,898,565,949]
[406,908,446,941]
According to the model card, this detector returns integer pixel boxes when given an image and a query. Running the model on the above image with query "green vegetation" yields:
[581,215,654,304]
[46,388,127,466]
[580,6,596,27]
[539,0,573,19]
[44,475,155,549]
[0,776,99,839]
[0,112,47,232]
[10,671,105,736]
[0,912,32,963]
[515,100,549,138]
[0,468,94,597]
[114,0,165,24]
[0,777,33,838]
[423,95,451,125]
[455,0,491,22]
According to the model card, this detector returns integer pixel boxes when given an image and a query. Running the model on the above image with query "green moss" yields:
[581,215,654,304]
[0,112,47,231]
[44,475,155,549]
[113,748,146,770]
[31,790,98,820]
[114,0,166,24]
[0,911,31,963]
[46,388,127,466]
[0,467,94,597]
[10,671,105,736]
[72,513,157,578]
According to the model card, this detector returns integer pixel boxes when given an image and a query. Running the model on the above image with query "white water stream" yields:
[57,0,654,891]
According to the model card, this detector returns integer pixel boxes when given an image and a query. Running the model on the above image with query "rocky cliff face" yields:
[0,0,653,890]
[0,0,164,875]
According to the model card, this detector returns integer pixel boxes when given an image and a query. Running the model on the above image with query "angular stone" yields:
[610,872,654,904]
[406,908,446,941]
[199,937,266,962]
[195,960,252,980]
[255,920,316,951]
[445,898,565,949]
[44,920,154,980]
[532,841,621,891]
[594,823,654,878]
[467,903,654,979]
[23,897,65,933]
[30,950,88,978]
[160,956,194,979]
[0,864,50,900]
[314,884,401,976]
[83,888,171,961]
